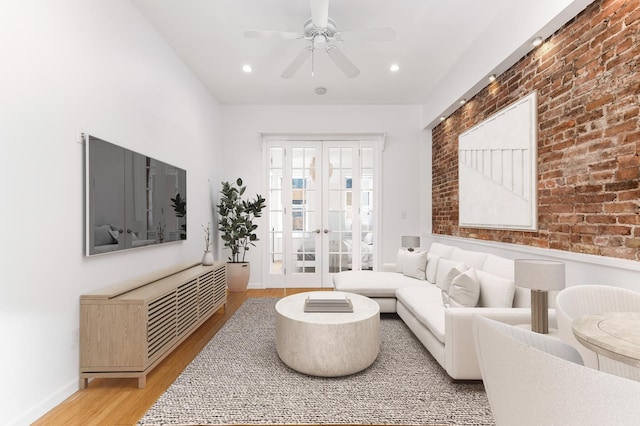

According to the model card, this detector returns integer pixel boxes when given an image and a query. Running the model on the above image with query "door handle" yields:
[324,229,331,234]
[315,229,321,234]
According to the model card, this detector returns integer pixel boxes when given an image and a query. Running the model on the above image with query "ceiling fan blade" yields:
[310,0,329,28]
[281,47,312,79]
[326,45,360,78]
[244,30,303,40]
[335,27,396,42]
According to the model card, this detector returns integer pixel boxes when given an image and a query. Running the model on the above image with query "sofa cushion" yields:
[428,242,455,258]
[476,270,516,308]
[447,268,480,307]
[425,254,439,283]
[333,271,427,298]
[483,254,515,280]
[435,258,467,292]
[416,302,446,344]
[396,285,446,343]
[450,248,489,270]
[402,250,429,280]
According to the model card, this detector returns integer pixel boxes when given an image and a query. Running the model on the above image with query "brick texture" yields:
[432,0,640,261]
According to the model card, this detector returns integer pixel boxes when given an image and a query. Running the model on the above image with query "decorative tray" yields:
[304,296,353,313]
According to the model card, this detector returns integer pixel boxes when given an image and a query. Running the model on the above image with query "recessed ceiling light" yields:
[315,87,327,95]
[389,63,400,72]
[488,74,497,82]
[532,37,543,47]
[242,64,252,73]
[460,98,466,105]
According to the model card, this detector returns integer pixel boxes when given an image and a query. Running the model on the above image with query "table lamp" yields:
[401,236,420,252]
[514,259,565,334]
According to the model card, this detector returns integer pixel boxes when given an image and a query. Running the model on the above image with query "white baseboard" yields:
[247,282,265,289]
[8,378,78,426]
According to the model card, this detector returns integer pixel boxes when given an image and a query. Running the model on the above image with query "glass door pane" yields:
[268,147,284,276]
[290,147,320,279]
[325,146,355,283]
[266,143,322,287]
[360,147,375,270]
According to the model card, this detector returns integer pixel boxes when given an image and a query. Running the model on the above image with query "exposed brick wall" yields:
[432,0,640,260]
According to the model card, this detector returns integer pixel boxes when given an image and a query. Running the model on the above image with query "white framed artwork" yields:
[458,91,538,231]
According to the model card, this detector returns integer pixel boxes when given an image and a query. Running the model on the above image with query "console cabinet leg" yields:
[138,376,146,389]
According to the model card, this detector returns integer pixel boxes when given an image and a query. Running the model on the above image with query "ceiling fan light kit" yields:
[244,0,395,79]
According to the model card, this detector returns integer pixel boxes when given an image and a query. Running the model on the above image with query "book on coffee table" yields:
[304,296,353,313]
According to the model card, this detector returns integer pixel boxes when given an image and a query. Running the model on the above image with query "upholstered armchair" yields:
[555,284,640,381]
[472,316,640,426]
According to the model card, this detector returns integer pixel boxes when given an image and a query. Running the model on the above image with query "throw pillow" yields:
[448,268,480,307]
[440,264,468,294]
[402,250,429,280]
[108,230,119,242]
[435,258,467,292]
[425,254,440,283]
[94,224,115,246]
[476,270,516,308]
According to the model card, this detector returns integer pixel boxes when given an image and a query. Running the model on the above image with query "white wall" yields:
[421,0,594,128]
[220,105,425,285]
[0,1,221,425]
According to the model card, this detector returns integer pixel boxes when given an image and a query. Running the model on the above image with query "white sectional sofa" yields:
[333,242,557,380]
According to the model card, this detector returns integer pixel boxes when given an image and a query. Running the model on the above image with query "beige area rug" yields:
[138,298,494,425]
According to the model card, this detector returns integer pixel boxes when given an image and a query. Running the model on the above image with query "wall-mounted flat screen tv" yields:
[85,135,187,256]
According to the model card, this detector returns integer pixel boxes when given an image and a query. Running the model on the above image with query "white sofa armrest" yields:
[444,307,558,380]
[381,263,397,272]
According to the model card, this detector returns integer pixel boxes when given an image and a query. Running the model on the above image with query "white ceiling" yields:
[132,0,518,105]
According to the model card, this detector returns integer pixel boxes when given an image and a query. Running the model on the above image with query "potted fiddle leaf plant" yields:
[217,178,266,292]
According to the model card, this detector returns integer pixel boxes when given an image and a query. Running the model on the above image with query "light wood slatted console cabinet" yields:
[79,261,226,389]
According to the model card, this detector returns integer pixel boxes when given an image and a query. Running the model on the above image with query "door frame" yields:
[261,133,385,288]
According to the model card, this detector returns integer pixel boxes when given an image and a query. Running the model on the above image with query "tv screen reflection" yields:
[85,135,187,255]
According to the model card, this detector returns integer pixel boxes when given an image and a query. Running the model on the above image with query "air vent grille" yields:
[147,292,177,359]
[177,279,199,335]
[214,266,227,305]
[199,270,216,315]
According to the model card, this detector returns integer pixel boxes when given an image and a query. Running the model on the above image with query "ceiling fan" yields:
[244,0,395,79]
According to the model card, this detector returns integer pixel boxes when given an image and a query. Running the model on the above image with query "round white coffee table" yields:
[275,291,380,377]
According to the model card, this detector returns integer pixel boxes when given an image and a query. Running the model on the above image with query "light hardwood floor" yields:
[34,288,325,426]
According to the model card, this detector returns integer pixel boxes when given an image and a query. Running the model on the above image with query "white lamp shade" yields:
[401,236,420,248]
[514,259,565,291]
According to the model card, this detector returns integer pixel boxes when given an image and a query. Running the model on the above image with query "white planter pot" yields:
[226,262,250,292]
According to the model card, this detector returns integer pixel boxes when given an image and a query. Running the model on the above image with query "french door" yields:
[265,140,379,288]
